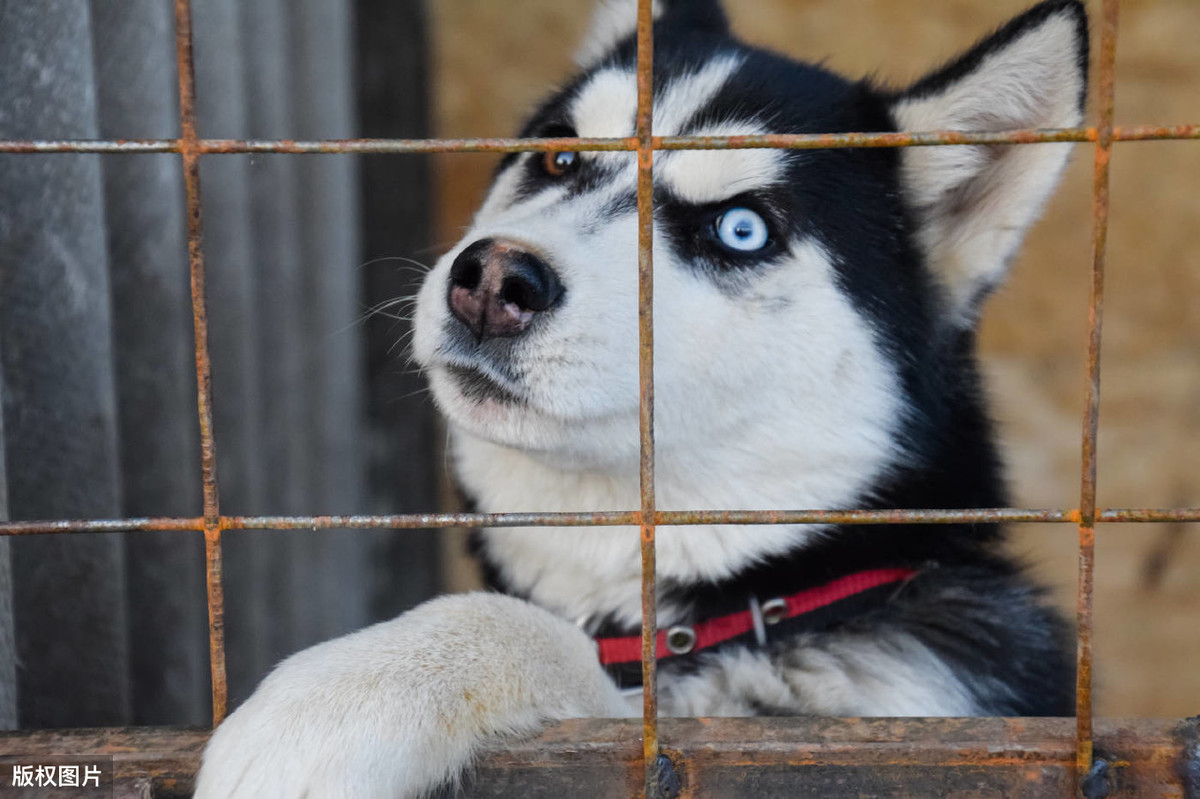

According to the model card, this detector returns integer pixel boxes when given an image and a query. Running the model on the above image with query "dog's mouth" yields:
[442,363,525,405]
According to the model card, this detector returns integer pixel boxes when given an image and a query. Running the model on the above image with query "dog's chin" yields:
[427,365,639,466]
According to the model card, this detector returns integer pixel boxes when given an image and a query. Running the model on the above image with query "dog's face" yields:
[414,0,1087,505]
[414,44,907,482]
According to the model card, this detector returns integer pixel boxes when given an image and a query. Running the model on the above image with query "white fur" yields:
[660,121,786,204]
[892,12,1085,325]
[410,46,902,686]
[571,58,751,139]
[452,233,903,628]
[575,0,664,66]
[569,54,746,141]
[414,62,904,631]
[193,594,627,799]
[661,632,980,717]
[572,68,640,139]
[652,55,745,135]
[414,61,902,465]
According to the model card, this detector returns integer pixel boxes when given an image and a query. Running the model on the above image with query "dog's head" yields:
[414,0,1087,511]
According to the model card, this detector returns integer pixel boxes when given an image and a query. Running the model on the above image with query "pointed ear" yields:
[889,0,1089,327]
[575,0,729,67]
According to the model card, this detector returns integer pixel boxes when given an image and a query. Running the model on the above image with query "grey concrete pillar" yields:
[291,0,370,644]
[239,0,311,667]
[0,0,131,727]
[90,0,209,726]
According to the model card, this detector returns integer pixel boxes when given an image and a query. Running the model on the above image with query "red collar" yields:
[596,567,917,669]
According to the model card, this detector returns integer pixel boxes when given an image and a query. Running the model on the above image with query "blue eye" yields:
[714,207,770,252]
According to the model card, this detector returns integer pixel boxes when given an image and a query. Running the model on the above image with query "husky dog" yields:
[195,1,1088,796]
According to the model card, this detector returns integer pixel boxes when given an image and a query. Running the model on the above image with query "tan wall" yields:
[429,0,1200,716]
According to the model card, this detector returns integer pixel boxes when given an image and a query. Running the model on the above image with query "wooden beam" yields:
[2,717,1196,798]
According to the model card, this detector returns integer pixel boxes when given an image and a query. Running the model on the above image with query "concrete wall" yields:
[429,0,1200,717]
[0,0,439,726]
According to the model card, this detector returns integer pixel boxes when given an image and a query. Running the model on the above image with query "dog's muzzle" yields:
[447,238,564,342]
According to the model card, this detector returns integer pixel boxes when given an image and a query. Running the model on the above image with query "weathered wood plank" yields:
[1,717,1195,798]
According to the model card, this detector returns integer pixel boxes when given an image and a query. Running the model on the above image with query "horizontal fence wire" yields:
[0,124,1199,154]
[1,508,1199,537]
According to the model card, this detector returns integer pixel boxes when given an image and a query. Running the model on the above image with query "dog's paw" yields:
[193,592,627,799]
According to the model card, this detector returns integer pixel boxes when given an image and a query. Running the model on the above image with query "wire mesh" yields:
[0,0,1197,795]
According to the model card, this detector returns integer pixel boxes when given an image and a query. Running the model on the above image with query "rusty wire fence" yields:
[1,0,1199,796]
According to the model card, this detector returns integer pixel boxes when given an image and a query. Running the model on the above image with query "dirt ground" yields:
[428,0,1200,717]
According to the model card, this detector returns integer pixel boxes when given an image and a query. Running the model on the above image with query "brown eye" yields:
[542,150,578,177]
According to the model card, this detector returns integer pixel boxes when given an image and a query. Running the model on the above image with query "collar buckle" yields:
[665,625,697,655]
[749,596,790,648]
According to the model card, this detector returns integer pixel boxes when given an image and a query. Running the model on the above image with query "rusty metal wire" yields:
[1074,0,1121,785]
[174,0,228,726]
[3,507,1200,537]
[1,0,1197,793]
[1,124,1198,155]
[634,2,661,794]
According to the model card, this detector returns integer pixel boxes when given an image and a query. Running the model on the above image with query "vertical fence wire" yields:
[173,0,228,726]
[635,0,660,795]
[1076,0,1120,782]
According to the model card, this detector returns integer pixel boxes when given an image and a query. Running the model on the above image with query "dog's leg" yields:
[193,592,627,799]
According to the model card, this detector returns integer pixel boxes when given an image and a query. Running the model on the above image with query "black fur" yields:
[658,0,729,38]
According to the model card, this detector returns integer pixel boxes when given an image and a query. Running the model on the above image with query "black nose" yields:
[447,238,565,341]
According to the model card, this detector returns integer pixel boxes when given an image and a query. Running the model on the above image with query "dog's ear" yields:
[889,0,1088,328]
[576,0,729,66]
